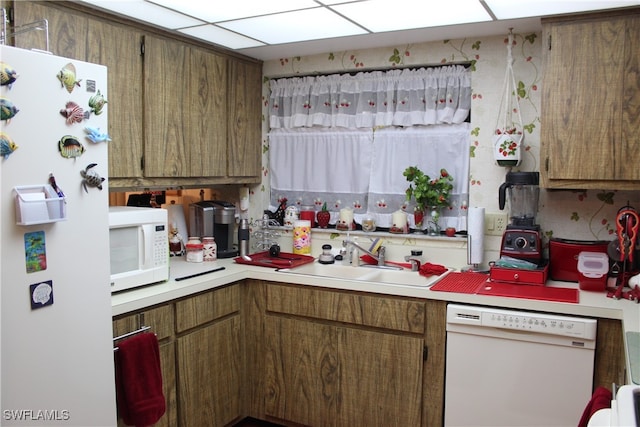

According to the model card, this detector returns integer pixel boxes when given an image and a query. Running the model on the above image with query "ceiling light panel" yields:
[148,0,319,22]
[80,0,204,29]
[332,0,493,32]
[218,8,368,45]
[179,25,265,49]
[484,0,640,20]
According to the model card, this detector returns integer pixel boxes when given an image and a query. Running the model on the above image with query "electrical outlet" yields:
[485,212,509,236]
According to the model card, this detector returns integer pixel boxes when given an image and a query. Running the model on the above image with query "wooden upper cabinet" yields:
[86,18,144,179]
[143,35,228,179]
[541,9,640,190]
[228,60,262,178]
[13,1,87,58]
[11,2,262,188]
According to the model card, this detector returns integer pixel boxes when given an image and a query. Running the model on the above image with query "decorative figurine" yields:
[88,90,107,115]
[57,63,81,93]
[0,132,18,159]
[80,163,105,192]
[169,223,185,257]
[58,135,85,158]
[0,62,18,88]
[84,126,111,143]
[59,101,89,125]
[0,97,19,122]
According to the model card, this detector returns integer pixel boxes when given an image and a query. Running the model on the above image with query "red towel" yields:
[419,262,447,277]
[578,386,612,427]
[115,333,166,427]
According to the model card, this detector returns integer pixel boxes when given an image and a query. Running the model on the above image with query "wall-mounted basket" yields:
[14,185,66,225]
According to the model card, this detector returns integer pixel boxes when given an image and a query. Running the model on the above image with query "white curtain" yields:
[269,65,471,129]
[269,124,470,229]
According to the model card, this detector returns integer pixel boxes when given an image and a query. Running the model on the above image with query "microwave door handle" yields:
[140,225,152,268]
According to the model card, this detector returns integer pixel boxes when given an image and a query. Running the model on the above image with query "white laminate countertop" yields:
[112,257,640,385]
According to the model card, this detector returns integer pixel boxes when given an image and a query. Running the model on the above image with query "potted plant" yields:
[403,166,454,234]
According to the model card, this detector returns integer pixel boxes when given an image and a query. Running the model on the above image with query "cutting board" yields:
[430,272,579,303]
[234,251,315,268]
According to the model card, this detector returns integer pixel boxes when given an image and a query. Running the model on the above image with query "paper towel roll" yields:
[467,207,485,266]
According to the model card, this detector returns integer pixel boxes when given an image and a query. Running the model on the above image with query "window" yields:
[268,65,471,230]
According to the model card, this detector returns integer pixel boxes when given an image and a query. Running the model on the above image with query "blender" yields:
[498,172,543,264]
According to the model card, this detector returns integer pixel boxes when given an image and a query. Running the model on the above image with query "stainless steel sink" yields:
[277,261,450,287]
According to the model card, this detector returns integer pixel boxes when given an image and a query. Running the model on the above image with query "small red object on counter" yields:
[419,262,447,277]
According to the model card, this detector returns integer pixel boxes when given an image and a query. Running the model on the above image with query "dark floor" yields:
[233,418,284,427]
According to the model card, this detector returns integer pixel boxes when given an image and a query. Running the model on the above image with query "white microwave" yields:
[108,206,169,293]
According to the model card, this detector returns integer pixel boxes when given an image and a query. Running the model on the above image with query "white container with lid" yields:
[577,251,609,291]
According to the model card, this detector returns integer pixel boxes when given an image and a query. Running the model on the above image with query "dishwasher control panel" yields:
[447,304,597,340]
[481,311,595,338]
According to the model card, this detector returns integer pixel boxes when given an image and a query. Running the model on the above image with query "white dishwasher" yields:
[445,304,597,427]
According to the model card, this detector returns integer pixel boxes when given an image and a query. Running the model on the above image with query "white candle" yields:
[340,208,354,228]
[392,210,407,232]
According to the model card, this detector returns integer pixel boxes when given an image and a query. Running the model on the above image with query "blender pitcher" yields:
[498,172,540,228]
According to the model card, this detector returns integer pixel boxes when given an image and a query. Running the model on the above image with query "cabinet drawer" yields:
[113,303,174,341]
[266,284,425,334]
[176,284,240,332]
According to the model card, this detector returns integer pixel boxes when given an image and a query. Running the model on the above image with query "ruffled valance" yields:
[269,65,471,129]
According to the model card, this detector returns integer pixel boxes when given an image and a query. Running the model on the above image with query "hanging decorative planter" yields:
[494,29,524,167]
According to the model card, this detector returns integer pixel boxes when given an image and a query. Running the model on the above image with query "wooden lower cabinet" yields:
[175,284,242,427]
[113,304,177,427]
[177,316,241,426]
[261,282,430,427]
[112,280,626,427]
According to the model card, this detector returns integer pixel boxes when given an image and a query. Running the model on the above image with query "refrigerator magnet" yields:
[30,280,53,309]
[24,231,46,273]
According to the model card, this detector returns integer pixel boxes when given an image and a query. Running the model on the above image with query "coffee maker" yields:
[189,200,238,258]
[498,172,542,265]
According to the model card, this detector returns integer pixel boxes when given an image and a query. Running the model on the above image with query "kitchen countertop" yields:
[112,257,640,385]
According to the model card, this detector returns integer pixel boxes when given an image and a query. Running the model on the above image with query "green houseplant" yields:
[403,166,454,233]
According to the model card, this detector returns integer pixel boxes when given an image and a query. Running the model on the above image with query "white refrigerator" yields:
[1,45,116,426]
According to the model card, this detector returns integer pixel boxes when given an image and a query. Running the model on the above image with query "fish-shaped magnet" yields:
[60,101,89,125]
[0,62,18,88]
[88,90,107,115]
[58,135,85,158]
[0,97,19,122]
[57,63,81,93]
[84,126,111,143]
[0,132,18,159]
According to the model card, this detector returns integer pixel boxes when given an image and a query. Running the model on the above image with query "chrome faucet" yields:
[342,238,386,266]
[404,250,424,272]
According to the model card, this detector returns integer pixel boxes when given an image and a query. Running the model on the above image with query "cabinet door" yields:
[185,46,228,178]
[337,328,423,427]
[13,1,87,58]
[541,12,640,188]
[143,35,228,178]
[177,316,242,427]
[264,316,338,427]
[113,304,177,427]
[143,35,188,178]
[86,18,144,179]
[228,60,262,178]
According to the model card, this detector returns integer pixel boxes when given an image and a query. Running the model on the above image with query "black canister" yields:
[238,218,250,257]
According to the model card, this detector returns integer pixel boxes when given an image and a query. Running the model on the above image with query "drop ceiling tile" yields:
[484,0,640,19]
[218,7,368,45]
[148,0,319,22]
[332,0,493,32]
[179,25,265,49]
[81,0,204,29]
